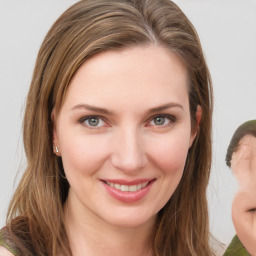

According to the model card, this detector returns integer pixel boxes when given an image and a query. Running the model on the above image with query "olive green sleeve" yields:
[223,235,250,256]
[0,228,18,256]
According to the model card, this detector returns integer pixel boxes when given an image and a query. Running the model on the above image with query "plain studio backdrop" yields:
[0,0,255,246]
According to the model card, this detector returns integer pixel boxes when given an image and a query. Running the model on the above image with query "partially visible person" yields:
[224,120,256,256]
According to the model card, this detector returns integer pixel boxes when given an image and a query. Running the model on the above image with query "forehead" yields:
[238,135,256,148]
[61,45,189,112]
[230,135,256,169]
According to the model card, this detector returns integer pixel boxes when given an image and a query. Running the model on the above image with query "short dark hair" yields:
[226,120,256,167]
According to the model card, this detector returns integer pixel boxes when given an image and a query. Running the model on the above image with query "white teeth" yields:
[121,185,129,192]
[114,183,121,190]
[129,185,137,192]
[106,181,149,192]
[142,182,147,188]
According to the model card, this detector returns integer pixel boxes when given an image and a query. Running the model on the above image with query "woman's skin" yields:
[231,135,256,256]
[52,45,201,256]
[0,247,13,256]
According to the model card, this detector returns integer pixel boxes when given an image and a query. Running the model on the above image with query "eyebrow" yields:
[71,102,183,115]
[147,103,184,113]
[71,104,112,115]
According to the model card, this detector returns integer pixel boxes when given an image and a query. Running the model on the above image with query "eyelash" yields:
[79,115,108,129]
[79,114,176,129]
[147,114,176,128]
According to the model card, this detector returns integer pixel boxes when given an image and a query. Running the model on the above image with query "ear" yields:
[189,105,202,148]
[51,108,61,156]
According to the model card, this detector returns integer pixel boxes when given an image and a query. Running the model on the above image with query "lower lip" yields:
[102,181,154,203]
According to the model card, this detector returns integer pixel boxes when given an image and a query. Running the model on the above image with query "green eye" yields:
[80,116,106,128]
[87,117,100,126]
[153,117,166,126]
[149,114,175,127]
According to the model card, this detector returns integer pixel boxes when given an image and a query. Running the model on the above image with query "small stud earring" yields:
[54,146,59,153]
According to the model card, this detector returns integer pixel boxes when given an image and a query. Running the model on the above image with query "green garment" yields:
[223,235,250,256]
[0,228,251,256]
[0,228,18,256]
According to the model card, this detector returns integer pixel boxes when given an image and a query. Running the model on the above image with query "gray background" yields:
[0,0,256,246]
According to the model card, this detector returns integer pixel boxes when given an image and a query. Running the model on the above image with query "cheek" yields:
[59,133,110,176]
[149,136,190,174]
[148,136,190,211]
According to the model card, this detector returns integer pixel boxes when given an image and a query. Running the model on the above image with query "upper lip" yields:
[101,178,155,185]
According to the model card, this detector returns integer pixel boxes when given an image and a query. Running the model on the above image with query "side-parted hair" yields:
[6,0,213,255]
[226,120,256,167]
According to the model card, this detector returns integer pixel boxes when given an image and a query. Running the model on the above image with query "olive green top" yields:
[0,228,18,255]
[223,235,250,256]
[0,228,250,256]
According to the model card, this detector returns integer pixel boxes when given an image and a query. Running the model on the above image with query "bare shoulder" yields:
[0,246,15,256]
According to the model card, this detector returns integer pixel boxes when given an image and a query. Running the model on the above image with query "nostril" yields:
[111,152,147,172]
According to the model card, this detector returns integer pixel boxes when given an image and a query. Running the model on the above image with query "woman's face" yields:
[53,45,200,228]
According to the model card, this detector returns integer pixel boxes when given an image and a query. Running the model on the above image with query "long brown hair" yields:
[6,0,213,255]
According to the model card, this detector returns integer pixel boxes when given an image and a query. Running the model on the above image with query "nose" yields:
[111,127,147,173]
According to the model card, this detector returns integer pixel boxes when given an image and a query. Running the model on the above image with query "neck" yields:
[64,192,155,256]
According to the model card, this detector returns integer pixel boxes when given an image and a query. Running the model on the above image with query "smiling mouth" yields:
[101,179,155,203]
[104,181,150,192]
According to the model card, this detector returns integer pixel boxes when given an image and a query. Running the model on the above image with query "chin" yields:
[101,208,157,229]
